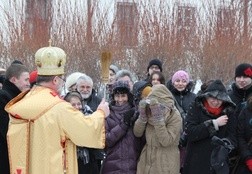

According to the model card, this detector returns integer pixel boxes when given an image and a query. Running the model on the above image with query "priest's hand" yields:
[97,98,110,117]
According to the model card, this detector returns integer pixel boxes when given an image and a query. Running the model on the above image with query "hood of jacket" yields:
[148,84,174,107]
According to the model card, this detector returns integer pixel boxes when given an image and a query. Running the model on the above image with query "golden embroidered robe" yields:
[5,86,105,174]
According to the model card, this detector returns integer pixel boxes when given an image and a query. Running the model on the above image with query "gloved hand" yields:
[246,159,252,172]
[138,99,148,123]
[123,108,136,126]
[148,98,164,125]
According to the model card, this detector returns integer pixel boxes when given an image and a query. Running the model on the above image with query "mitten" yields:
[123,108,135,126]
[246,158,252,171]
[148,98,164,125]
[138,100,148,123]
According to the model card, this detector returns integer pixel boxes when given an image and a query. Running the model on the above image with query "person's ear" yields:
[52,76,58,84]
[9,76,17,84]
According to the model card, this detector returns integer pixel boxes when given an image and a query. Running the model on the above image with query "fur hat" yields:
[112,80,130,94]
[111,80,134,105]
[65,72,85,91]
[172,70,189,84]
[109,64,119,74]
[235,63,252,78]
[203,79,233,103]
[29,70,38,84]
[35,43,66,75]
[147,59,163,72]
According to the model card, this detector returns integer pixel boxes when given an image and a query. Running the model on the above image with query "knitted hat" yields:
[29,70,38,84]
[11,60,23,65]
[203,79,233,103]
[65,72,85,91]
[172,70,189,84]
[235,63,252,78]
[147,59,163,72]
[109,64,119,74]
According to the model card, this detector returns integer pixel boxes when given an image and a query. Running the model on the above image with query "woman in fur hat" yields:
[236,95,252,174]
[101,80,142,174]
[183,79,236,174]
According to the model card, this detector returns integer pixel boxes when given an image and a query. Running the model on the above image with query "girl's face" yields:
[114,93,128,106]
[173,79,188,91]
[151,74,161,86]
[235,76,252,89]
[69,96,82,110]
[206,97,223,108]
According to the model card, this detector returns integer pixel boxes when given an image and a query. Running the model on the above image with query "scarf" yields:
[203,100,224,116]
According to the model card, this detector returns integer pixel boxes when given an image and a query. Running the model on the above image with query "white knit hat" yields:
[65,72,85,91]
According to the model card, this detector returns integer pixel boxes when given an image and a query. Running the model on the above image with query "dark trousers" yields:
[78,158,100,174]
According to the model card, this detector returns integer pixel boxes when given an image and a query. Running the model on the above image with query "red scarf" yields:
[203,100,223,116]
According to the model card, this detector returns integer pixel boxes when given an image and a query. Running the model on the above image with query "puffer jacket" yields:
[102,103,142,174]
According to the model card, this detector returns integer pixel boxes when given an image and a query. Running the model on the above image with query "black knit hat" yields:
[203,79,233,103]
[147,59,162,72]
[235,63,252,78]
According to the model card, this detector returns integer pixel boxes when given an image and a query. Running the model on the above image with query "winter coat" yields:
[5,86,105,174]
[183,95,236,174]
[134,84,182,174]
[236,102,252,174]
[167,80,196,113]
[228,82,252,105]
[101,103,141,174]
[0,80,21,174]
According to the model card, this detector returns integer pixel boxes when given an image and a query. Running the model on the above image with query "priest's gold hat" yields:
[35,40,66,75]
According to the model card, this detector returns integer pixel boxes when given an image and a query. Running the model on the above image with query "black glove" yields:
[123,108,136,126]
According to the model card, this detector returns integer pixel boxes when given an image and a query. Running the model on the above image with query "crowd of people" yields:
[0,43,252,174]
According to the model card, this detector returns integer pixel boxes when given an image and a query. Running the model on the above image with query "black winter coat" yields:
[167,80,196,114]
[228,83,252,105]
[183,96,236,174]
[236,105,252,174]
[0,80,21,174]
